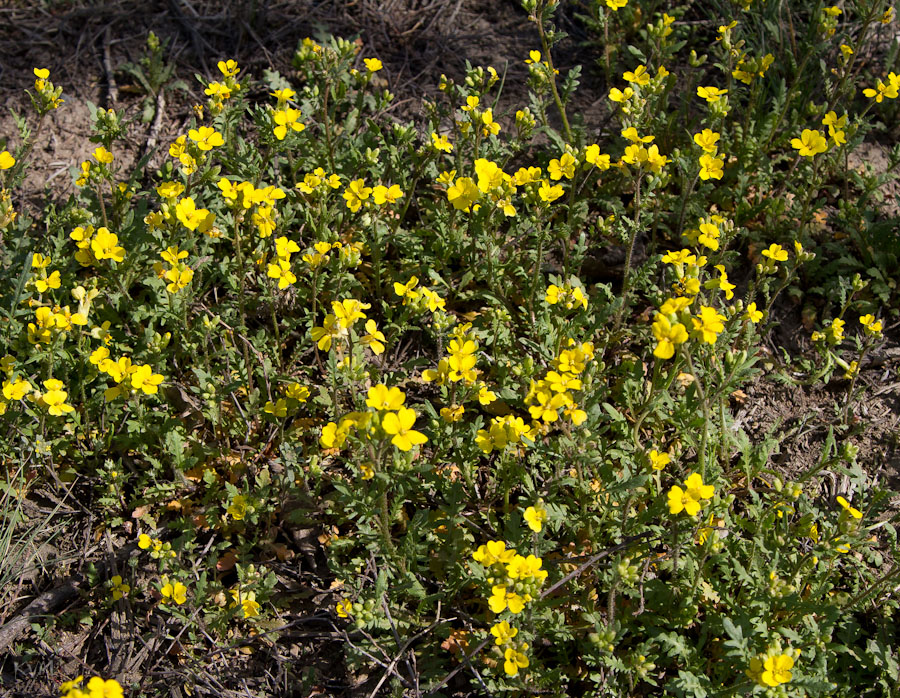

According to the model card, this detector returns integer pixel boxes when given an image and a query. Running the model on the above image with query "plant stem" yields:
[535,3,573,143]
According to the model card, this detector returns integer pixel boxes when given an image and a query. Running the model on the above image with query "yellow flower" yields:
[363,57,383,72]
[859,314,883,336]
[175,197,214,232]
[343,179,372,212]
[218,59,239,77]
[583,144,611,169]
[430,132,453,152]
[460,95,479,112]
[40,378,74,416]
[648,450,670,470]
[481,108,500,137]
[652,314,688,359]
[538,179,564,203]
[489,585,526,614]
[490,620,518,646]
[311,314,344,351]
[110,575,130,601]
[273,108,305,140]
[440,404,464,422]
[227,494,248,520]
[836,495,862,519]
[621,127,654,144]
[698,153,724,180]
[86,677,124,698]
[761,243,788,261]
[606,0,628,10]
[332,298,370,328]
[691,306,726,344]
[523,504,547,532]
[472,539,516,565]
[2,378,31,401]
[745,302,764,323]
[623,65,651,86]
[381,408,428,451]
[160,577,188,605]
[156,181,185,200]
[761,653,795,687]
[447,176,480,211]
[790,129,828,157]
[366,384,406,411]
[360,319,386,354]
[609,86,634,103]
[0,151,16,170]
[503,646,529,676]
[91,227,126,263]
[187,126,224,151]
[668,472,714,516]
[335,598,353,618]
[93,146,114,164]
[697,85,728,103]
[372,184,404,205]
[267,258,296,289]
[548,152,577,180]
[130,365,164,394]
[230,589,260,618]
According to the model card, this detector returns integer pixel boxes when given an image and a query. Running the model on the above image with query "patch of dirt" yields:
[737,328,900,508]
[848,142,900,218]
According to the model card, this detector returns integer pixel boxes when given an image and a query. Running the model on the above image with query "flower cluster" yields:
[59,676,123,698]
[90,348,164,401]
[667,472,715,516]
[525,341,594,427]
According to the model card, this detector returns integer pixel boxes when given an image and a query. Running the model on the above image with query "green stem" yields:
[535,4,573,143]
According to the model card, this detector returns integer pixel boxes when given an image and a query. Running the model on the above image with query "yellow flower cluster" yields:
[311,298,371,351]
[152,245,193,293]
[36,378,75,416]
[545,281,587,310]
[90,348,164,401]
[620,129,670,173]
[296,167,342,195]
[442,145,611,214]
[32,67,64,112]
[28,305,87,345]
[75,146,115,188]
[423,323,480,385]
[168,125,224,175]
[732,53,774,84]
[138,533,176,559]
[472,540,547,618]
[693,128,724,181]
[204,66,238,115]
[264,381,310,417]
[30,253,60,293]
[746,648,800,687]
[70,226,126,266]
[475,414,535,454]
[394,276,447,314]
[320,384,428,453]
[59,676,123,698]
[1,357,32,416]
[525,341,594,427]
[266,236,299,289]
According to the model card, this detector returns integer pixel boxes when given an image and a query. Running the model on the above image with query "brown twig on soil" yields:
[101,26,119,107]
[142,89,167,159]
